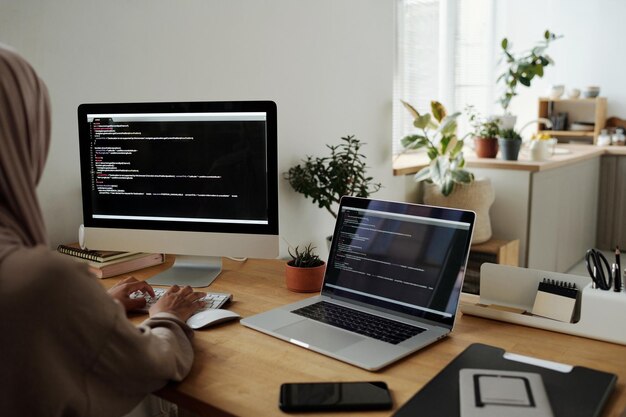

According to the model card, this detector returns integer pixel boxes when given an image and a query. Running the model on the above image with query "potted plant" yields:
[498,128,522,161]
[400,100,494,243]
[285,244,326,293]
[467,106,501,159]
[284,135,382,220]
[400,100,473,196]
[495,30,562,129]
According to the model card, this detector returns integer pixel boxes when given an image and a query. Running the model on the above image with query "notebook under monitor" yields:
[241,197,476,371]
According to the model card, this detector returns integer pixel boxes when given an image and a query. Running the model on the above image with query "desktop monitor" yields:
[77,100,279,287]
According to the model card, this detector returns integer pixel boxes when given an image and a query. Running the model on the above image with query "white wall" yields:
[494,0,626,134]
[5,0,620,261]
[0,0,403,259]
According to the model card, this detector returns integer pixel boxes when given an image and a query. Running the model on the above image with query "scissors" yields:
[585,249,613,290]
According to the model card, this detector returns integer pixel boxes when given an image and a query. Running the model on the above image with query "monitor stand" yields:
[147,255,222,288]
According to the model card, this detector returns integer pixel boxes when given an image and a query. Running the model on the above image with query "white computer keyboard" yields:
[130,287,232,313]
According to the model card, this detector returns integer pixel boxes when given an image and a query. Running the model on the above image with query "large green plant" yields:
[284,135,382,219]
[401,100,473,196]
[498,30,561,112]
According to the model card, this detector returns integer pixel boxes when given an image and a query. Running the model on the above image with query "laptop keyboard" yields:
[291,301,425,345]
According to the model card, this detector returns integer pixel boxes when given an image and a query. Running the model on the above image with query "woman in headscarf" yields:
[0,44,205,416]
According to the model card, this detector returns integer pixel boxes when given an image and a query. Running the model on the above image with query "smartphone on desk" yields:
[279,381,392,412]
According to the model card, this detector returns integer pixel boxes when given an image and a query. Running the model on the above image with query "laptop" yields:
[241,196,475,371]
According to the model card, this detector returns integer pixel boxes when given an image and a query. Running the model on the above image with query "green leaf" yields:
[535,64,544,77]
[440,135,451,154]
[429,158,442,185]
[401,100,420,119]
[427,147,438,160]
[544,30,550,40]
[441,179,454,196]
[438,116,458,136]
[401,134,427,149]
[519,76,531,86]
[451,152,467,169]
[430,101,447,123]
[414,114,432,130]
[501,38,508,50]
[413,166,431,182]
[430,156,450,186]
[450,140,464,157]
[450,169,473,184]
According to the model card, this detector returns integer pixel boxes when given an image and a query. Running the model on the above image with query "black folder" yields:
[394,343,616,417]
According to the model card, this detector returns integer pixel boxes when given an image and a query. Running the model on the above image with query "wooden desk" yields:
[106,257,626,417]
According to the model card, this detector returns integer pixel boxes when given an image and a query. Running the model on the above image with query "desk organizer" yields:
[460,263,626,345]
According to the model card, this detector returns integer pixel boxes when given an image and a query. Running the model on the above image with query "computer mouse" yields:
[186,309,241,330]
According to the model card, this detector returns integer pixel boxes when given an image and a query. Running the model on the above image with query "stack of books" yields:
[57,243,165,278]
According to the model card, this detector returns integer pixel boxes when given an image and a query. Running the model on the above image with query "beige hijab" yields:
[0,44,51,261]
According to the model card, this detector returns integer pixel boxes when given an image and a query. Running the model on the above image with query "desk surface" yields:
[105,257,626,417]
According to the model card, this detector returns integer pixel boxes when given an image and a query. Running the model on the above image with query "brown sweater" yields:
[0,247,194,417]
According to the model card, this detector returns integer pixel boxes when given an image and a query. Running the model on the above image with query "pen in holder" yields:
[531,278,579,323]
[613,246,622,292]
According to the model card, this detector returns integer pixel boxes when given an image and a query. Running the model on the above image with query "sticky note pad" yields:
[531,279,578,323]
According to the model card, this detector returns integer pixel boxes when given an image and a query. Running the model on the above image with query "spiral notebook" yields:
[57,242,138,262]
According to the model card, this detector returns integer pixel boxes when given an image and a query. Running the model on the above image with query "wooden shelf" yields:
[538,97,607,144]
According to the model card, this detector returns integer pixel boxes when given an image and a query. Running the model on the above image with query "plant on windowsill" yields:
[498,128,523,161]
[285,244,326,293]
[284,135,382,220]
[495,29,562,129]
[498,118,554,161]
[467,105,501,159]
[400,100,493,244]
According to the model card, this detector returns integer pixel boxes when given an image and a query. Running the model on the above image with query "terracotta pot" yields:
[285,261,326,293]
[423,178,495,244]
[474,137,499,158]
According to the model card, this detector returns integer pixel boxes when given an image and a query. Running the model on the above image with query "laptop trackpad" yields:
[278,320,364,352]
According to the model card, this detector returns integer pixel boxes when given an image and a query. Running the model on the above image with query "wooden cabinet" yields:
[463,238,519,294]
[537,97,607,144]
